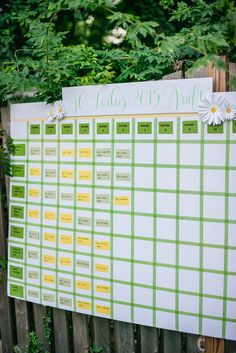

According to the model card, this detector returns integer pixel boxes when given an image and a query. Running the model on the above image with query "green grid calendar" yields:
[8,79,236,340]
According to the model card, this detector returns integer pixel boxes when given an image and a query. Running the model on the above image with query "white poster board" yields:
[7,78,236,340]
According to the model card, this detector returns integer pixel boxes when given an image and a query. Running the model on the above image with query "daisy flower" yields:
[53,100,66,121]
[198,96,226,125]
[46,104,55,122]
[222,102,236,121]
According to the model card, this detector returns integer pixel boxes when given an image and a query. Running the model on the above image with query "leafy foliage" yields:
[89,343,103,353]
[0,127,15,176]
[43,307,53,345]
[13,332,43,353]
[0,0,235,105]
[0,257,6,283]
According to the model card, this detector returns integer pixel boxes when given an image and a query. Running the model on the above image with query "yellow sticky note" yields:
[77,193,90,203]
[43,275,55,284]
[62,149,74,157]
[95,241,110,251]
[28,210,39,219]
[114,196,129,206]
[44,211,56,220]
[96,285,110,294]
[30,168,41,176]
[60,235,72,245]
[44,233,56,242]
[59,257,71,266]
[96,304,110,315]
[79,170,91,181]
[77,236,91,246]
[79,148,92,158]
[77,300,91,311]
[76,280,91,290]
[60,214,72,223]
[95,264,109,273]
[43,255,55,264]
[61,170,74,179]
[29,188,39,197]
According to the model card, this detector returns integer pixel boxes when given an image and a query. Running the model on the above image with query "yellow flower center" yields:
[226,107,231,114]
[210,106,217,113]
[58,108,62,113]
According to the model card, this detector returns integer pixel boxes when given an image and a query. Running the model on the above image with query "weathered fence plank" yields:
[206,337,224,353]
[53,309,70,353]
[93,317,111,353]
[225,340,236,353]
[114,321,135,353]
[161,329,182,353]
[187,334,205,353]
[140,326,158,353]
[1,106,31,352]
[33,304,51,352]
[0,113,14,353]
[72,313,90,353]
[14,300,30,351]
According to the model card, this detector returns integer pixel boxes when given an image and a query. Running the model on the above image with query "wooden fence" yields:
[1,60,236,353]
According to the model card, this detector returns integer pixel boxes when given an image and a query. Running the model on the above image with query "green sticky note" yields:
[61,124,73,134]
[159,122,173,134]
[232,120,236,133]
[183,120,198,134]
[13,144,25,156]
[30,124,40,135]
[79,123,90,134]
[10,226,24,239]
[11,205,24,219]
[10,265,23,280]
[117,122,130,134]
[138,122,152,134]
[208,124,224,134]
[12,185,25,198]
[97,123,109,134]
[12,165,25,177]
[10,284,24,298]
[45,124,56,135]
[10,246,24,260]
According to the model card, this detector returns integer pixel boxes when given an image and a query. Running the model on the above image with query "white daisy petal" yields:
[46,103,55,122]
[222,102,236,121]
[197,95,226,126]
[52,100,66,121]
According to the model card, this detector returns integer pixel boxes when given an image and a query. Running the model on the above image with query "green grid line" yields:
[55,122,60,307]
[10,211,236,227]
[24,123,29,299]
[39,122,44,303]
[110,119,115,318]
[153,118,157,326]
[175,117,180,330]
[11,158,236,170]
[222,121,230,337]
[9,234,236,252]
[73,120,78,311]
[7,277,236,324]
[12,137,236,144]
[9,240,236,276]
[8,257,236,302]
[91,119,95,315]
[131,119,135,323]
[10,181,236,198]
[198,118,205,334]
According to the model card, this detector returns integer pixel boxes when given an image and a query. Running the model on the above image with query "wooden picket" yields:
[0,61,235,353]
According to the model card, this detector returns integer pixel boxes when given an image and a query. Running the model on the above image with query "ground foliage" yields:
[0,0,235,104]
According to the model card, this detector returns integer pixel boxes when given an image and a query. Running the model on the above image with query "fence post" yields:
[0,107,14,353]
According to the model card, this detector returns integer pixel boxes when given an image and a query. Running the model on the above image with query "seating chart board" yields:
[8,78,236,339]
